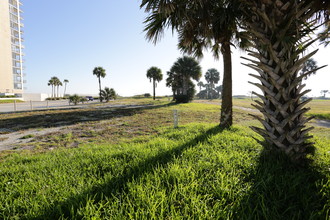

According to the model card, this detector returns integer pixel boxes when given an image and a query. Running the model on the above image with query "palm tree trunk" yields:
[182,75,188,95]
[64,83,67,97]
[243,1,319,163]
[98,77,102,102]
[219,42,233,129]
[153,79,156,100]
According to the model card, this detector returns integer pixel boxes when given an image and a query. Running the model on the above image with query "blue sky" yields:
[23,0,330,97]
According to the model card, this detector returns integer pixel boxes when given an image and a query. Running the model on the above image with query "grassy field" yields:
[0,98,329,219]
[0,99,24,104]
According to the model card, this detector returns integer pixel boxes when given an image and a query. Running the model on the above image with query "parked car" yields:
[85,96,94,101]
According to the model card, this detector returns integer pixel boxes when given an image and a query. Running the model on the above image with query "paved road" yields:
[0,100,97,113]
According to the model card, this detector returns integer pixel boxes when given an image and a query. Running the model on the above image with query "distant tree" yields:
[63,79,69,96]
[169,56,201,103]
[205,68,220,88]
[101,87,116,102]
[93,67,106,102]
[300,58,318,80]
[166,71,180,99]
[215,85,223,97]
[197,81,204,92]
[144,93,151,98]
[53,77,62,98]
[47,77,56,98]
[321,90,329,98]
[319,21,330,47]
[69,94,81,105]
[146,67,163,100]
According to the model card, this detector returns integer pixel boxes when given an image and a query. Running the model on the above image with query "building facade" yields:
[0,0,24,96]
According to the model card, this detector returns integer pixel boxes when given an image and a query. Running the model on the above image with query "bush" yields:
[69,94,81,105]
[174,81,196,103]
[144,93,151,98]
[0,95,16,98]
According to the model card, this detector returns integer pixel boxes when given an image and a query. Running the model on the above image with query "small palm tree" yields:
[93,67,106,102]
[205,68,220,99]
[101,87,116,102]
[197,81,204,92]
[169,56,202,103]
[146,67,163,100]
[69,94,81,105]
[63,79,69,97]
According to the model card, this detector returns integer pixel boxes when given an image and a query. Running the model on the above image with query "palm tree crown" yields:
[168,56,201,103]
[146,66,163,100]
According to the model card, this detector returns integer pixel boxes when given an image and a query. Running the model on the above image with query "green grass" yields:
[0,123,329,219]
[0,99,24,104]
[0,100,329,219]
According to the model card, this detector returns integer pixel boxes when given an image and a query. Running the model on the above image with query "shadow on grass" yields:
[234,149,329,219]
[27,125,223,219]
[0,103,176,133]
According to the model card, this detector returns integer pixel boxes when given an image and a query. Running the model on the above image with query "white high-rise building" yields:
[0,0,24,96]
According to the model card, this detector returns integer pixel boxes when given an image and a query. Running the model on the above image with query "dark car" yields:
[86,96,94,101]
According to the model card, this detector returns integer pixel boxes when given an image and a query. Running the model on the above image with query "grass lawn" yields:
[0,99,329,219]
[0,99,24,104]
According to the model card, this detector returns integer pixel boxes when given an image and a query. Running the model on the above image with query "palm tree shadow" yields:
[0,103,177,133]
[27,125,223,219]
[234,148,328,219]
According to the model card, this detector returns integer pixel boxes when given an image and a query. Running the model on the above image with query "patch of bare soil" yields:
[0,127,67,151]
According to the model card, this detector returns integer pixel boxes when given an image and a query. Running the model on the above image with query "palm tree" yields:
[239,0,329,162]
[166,71,180,99]
[205,68,220,99]
[47,78,55,98]
[169,56,202,103]
[197,81,204,92]
[48,76,58,98]
[321,90,329,98]
[54,78,62,98]
[300,58,320,80]
[146,67,163,100]
[141,0,250,128]
[93,67,106,102]
[101,87,117,102]
[63,79,69,97]
[215,85,223,97]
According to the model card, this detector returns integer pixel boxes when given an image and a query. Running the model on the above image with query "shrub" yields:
[144,93,151,98]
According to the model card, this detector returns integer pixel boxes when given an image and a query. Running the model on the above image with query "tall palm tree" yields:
[48,76,58,98]
[141,0,250,128]
[63,79,69,97]
[169,56,202,103]
[205,68,220,99]
[48,78,55,98]
[54,78,62,98]
[93,67,106,102]
[238,0,329,162]
[146,67,163,100]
